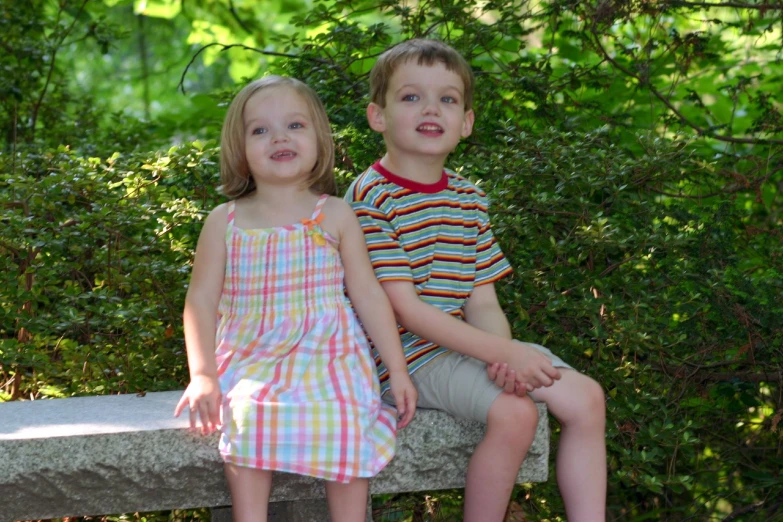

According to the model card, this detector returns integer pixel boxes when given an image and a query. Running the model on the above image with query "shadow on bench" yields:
[0,391,548,522]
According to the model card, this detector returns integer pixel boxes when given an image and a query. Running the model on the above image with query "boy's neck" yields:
[379,152,446,185]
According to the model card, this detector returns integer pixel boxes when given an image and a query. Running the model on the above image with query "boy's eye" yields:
[289,122,304,129]
[252,127,267,135]
[441,96,457,104]
[402,94,419,102]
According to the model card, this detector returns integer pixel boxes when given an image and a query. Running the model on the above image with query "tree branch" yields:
[599,255,639,277]
[589,32,783,145]
[226,0,253,34]
[667,1,783,10]
[654,363,783,383]
[722,501,766,522]
[30,0,89,141]
[647,181,757,198]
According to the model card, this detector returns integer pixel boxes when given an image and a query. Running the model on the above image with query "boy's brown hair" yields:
[369,39,475,111]
[219,75,336,198]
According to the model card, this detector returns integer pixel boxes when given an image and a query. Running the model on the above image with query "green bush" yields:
[1,143,222,399]
[2,0,782,520]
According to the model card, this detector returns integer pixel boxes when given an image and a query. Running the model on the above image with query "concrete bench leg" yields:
[211,498,372,521]
[211,506,233,522]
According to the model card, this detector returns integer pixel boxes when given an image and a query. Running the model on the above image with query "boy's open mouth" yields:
[416,123,444,134]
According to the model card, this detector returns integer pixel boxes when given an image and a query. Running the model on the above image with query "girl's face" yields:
[243,86,318,188]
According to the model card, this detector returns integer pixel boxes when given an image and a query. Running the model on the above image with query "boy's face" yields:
[368,60,474,163]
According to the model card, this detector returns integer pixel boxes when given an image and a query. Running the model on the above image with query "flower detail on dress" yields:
[301,213,327,246]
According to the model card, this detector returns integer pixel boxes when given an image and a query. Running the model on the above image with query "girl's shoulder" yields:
[192,202,232,253]
[197,202,231,237]
[317,195,358,244]
[205,201,231,223]
[321,194,351,213]
[321,195,356,224]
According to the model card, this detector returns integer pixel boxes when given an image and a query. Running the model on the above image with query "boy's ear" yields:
[461,109,475,139]
[367,103,386,132]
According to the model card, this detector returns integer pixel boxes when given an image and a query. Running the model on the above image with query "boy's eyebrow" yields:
[394,83,464,95]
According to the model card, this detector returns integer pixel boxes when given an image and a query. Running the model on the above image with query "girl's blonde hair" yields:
[219,75,336,198]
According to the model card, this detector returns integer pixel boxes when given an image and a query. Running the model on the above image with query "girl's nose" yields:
[271,128,290,143]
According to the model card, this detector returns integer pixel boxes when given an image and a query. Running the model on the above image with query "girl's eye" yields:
[289,122,304,129]
[402,94,419,102]
[252,127,267,135]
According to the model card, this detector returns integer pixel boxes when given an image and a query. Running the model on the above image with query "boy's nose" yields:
[421,99,440,116]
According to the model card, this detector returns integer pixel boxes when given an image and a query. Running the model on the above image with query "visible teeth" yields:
[418,125,442,131]
[272,152,295,158]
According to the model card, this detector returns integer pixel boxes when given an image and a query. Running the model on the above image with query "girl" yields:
[174,76,417,522]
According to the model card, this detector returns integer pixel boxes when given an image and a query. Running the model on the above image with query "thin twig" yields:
[178,43,330,94]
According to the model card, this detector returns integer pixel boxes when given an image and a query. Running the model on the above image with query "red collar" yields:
[372,161,448,194]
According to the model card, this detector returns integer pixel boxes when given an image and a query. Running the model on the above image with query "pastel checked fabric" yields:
[214,194,397,482]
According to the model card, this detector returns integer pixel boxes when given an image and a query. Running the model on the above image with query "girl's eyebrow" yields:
[244,116,265,129]
[244,112,310,129]
[282,111,310,120]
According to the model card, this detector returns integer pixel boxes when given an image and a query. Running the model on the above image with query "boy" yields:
[345,39,606,521]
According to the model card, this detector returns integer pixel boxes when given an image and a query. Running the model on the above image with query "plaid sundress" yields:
[215,194,397,482]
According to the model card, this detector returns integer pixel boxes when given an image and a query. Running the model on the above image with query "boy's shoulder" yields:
[345,165,388,204]
[443,168,488,198]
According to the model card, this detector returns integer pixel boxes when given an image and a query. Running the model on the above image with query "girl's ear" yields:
[366,103,386,133]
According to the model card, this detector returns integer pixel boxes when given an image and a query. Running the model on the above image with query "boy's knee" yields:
[583,377,606,415]
[570,376,605,428]
[487,394,539,434]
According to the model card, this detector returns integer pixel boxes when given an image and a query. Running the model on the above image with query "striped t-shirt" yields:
[345,161,512,395]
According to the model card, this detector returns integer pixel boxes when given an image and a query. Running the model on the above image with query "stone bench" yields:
[0,391,549,522]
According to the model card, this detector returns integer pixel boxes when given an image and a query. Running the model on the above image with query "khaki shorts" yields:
[383,341,572,424]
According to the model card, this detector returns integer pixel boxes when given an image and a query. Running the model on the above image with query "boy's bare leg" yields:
[224,464,273,522]
[464,393,539,522]
[326,478,370,522]
[530,369,606,522]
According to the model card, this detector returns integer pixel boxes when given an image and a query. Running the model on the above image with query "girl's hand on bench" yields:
[174,375,222,435]
[388,370,418,429]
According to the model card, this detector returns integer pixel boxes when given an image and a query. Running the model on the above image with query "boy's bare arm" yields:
[462,283,512,340]
[381,280,560,389]
[464,283,545,393]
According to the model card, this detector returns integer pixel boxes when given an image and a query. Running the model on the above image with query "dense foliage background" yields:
[2,0,782,520]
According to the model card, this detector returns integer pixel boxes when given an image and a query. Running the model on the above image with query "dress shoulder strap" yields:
[310,194,330,220]
[226,200,236,225]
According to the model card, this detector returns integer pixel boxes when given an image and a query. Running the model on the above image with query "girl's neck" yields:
[235,183,321,229]
[247,183,315,206]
